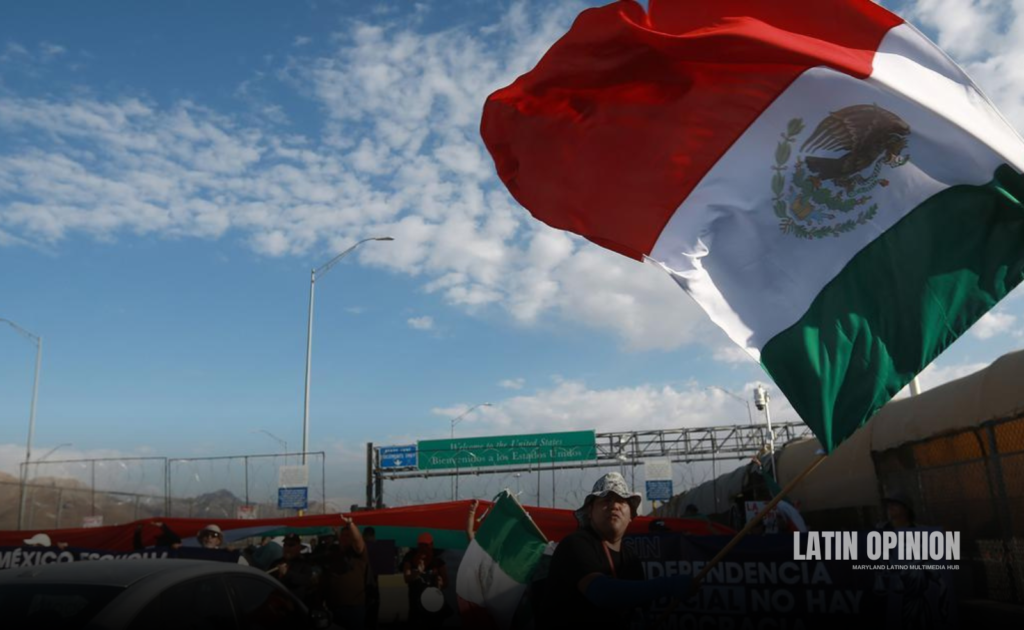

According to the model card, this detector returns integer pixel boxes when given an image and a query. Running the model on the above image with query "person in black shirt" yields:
[540,472,693,630]
[269,534,324,611]
[402,532,449,628]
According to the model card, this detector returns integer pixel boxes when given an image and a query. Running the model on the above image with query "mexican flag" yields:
[482,0,1024,452]
[456,491,548,630]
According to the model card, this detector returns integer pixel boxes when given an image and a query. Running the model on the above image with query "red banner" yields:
[0,500,731,551]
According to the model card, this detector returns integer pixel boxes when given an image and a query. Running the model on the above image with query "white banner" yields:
[278,465,309,488]
[644,459,672,481]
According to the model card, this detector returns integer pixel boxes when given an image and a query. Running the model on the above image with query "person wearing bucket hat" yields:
[539,473,694,630]
[197,524,224,549]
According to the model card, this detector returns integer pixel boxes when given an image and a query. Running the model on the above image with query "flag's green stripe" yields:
[761,164,1024,453]
[474,494,547,583]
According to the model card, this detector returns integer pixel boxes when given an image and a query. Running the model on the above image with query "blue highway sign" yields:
[278,487,308,510]
[380,445,418,469]
[646,480,674,502]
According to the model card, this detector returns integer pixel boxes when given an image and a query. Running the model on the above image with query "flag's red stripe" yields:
[0,500,729,550]
[482,0,903,260]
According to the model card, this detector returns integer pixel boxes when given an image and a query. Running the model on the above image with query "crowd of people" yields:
[13,470,938,629]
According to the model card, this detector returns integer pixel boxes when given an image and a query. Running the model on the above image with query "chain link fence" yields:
[0,452,327,530]
[872,412,1024,604]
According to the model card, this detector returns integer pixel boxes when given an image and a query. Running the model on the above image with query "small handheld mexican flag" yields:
[456,491,548,630]
[481,0,1024,452]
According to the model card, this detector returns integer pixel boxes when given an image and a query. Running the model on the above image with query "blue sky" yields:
[2,0,1023,509]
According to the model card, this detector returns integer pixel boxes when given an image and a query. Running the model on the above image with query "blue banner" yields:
[646,479,673,501]
[278,487,308,510]
[625,532,957,629]
[0,546,243,570]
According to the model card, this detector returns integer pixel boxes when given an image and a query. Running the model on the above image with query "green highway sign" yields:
[417,430,597,470]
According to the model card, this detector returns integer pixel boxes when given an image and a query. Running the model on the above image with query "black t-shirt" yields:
[269,555,322,607]
[539,527,644,630]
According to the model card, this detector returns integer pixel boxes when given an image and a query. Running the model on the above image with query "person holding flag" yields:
[538,473,694,630]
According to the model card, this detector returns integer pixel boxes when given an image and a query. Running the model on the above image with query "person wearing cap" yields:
[197,524,224,549]
[402,531,449,628]
[539,472,694,630]
[877,492,916,530]
[324,516,370,629]
[23,532,66,549]
[270,533,324,610]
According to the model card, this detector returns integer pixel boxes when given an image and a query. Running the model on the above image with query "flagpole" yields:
[657,453,828,624]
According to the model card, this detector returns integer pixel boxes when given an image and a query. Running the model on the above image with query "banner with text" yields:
[627,533,956,630]
[417,430,597,470]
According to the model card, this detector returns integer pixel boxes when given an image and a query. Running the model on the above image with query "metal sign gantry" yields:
[366,421,812,508]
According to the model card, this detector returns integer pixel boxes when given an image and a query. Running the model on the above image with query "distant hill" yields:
[0,476,330,531]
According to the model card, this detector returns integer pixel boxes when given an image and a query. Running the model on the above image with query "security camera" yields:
[753,384,769,411]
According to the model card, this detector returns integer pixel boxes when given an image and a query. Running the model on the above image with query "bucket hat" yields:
[575,472,642,525]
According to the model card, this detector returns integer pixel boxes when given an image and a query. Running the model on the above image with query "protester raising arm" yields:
[466,500,479,542]
[339,516,365,554]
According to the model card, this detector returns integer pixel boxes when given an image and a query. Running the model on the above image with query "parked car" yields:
[0,558,335,629]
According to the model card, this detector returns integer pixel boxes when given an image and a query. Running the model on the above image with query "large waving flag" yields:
[482,0,1024,452]
[456,491,548,630]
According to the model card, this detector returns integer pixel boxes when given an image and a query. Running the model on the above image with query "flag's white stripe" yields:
[649,24,1024,359]
[872,24,1024,173]
[456,538,526,629]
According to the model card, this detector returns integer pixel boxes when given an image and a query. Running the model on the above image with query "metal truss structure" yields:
[367,421,813,507]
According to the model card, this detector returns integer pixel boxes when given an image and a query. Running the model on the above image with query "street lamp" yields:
[302,237,394,466]
[2,318,43,531]
[38,443,71,463]
[753,384,776,479]
[707,385,755,425]
[449,402,493,439]
[252,429,288,462]
[448,403,492,500]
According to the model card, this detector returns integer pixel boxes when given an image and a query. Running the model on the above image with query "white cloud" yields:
[970,311,1017,340]
[713,345,756,365]
[896,359,989,397]
[499,378,525,390]
[407,315,434,330]
[900,0,1024,130]
[40,42,66,58]
[449,379,798,437]
[293,36,313,47]
[6,1,1020,356]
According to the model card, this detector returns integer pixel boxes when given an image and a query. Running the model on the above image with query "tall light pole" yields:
[753,384,776,479]
[26,443,70,529]
[38,443,71,463]
[707,385,755,425]
[302,237,393,466]
[2,318,43,531]
[252,429,288,462]
[449,402,493,439]
[448,402,492,500]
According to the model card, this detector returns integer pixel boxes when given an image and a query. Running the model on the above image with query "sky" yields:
[1,0,1023,510]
